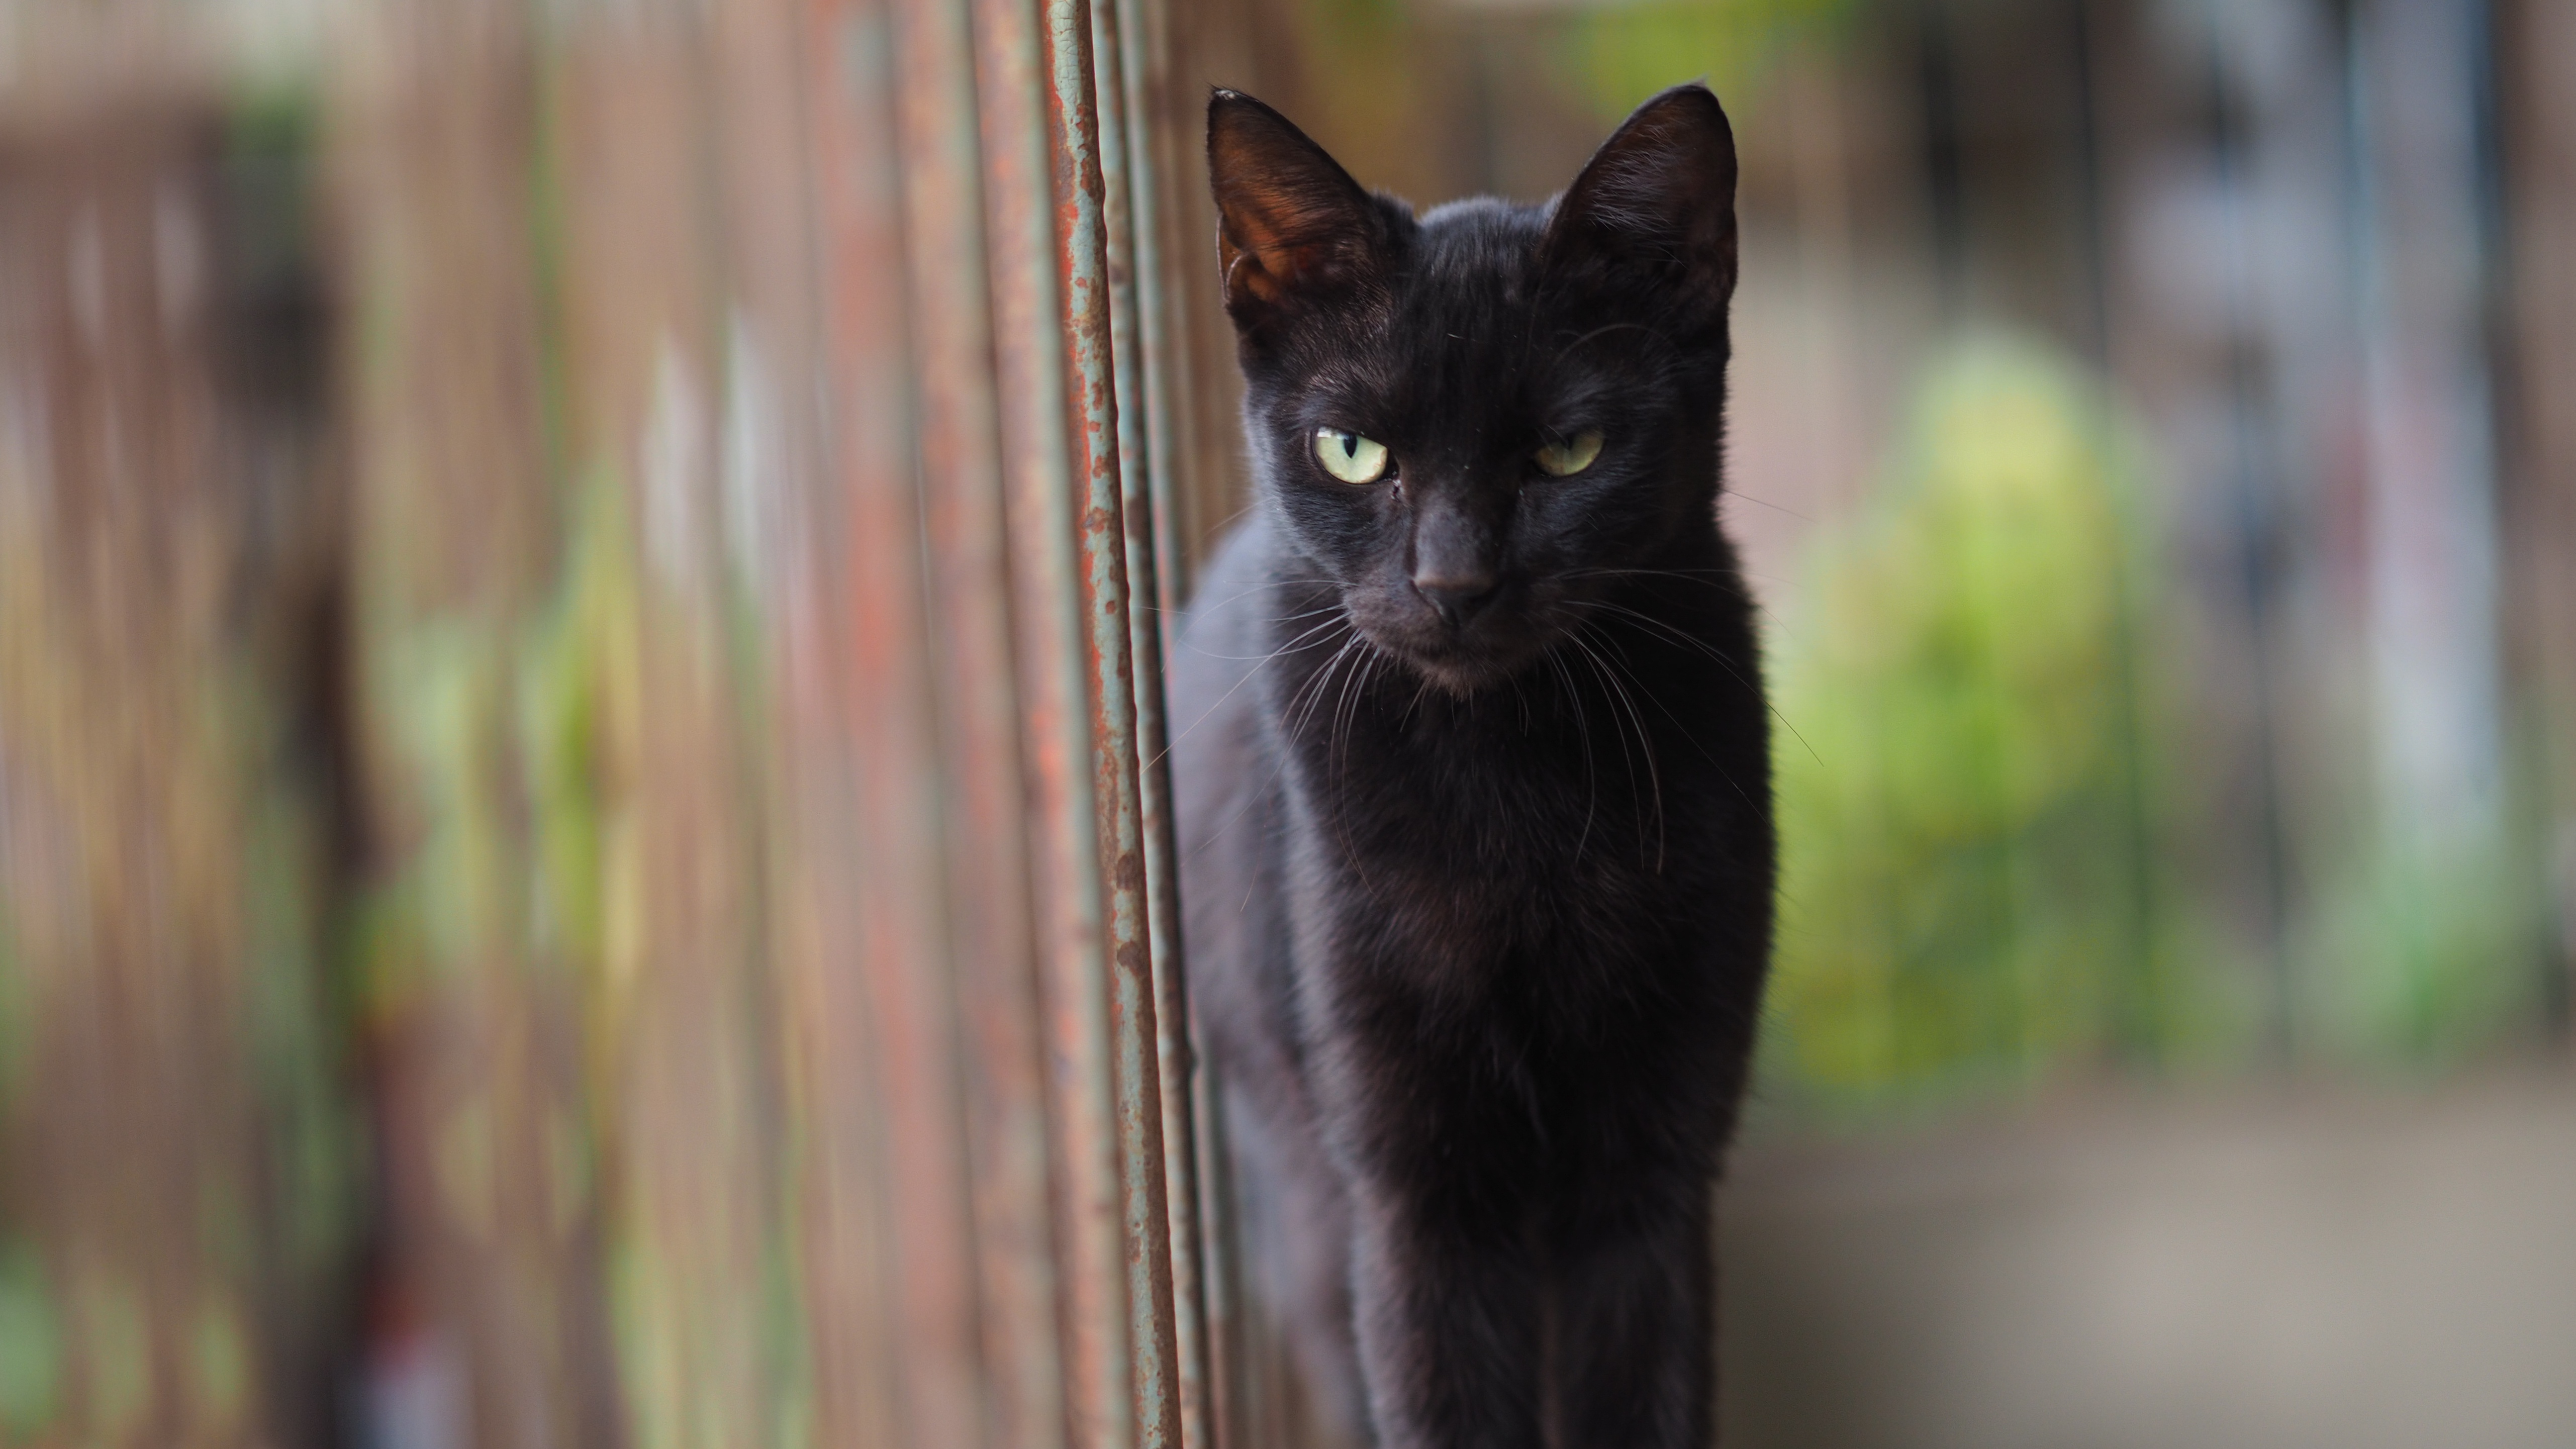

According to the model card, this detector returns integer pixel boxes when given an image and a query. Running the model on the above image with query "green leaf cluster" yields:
[1763,336,2207,1111]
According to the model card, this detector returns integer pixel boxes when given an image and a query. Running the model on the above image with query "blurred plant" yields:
[1759,330,2555,1118]
[1760,335,2236,1113]
[0,1243,57,1437]
[2301,800,2543,1066]
[1273,0,1868,204]
[1560,0,1861,123]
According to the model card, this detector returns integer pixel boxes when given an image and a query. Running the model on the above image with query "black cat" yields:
[1172,85,1774,1448]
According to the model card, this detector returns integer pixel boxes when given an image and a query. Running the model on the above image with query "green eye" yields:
[1314,428,1390,484]
[1535,430,1604,477]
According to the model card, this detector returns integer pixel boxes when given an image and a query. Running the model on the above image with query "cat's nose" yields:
[1412,568,1497,628]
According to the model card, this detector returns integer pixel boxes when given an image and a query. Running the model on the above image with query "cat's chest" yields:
[1277,655,1712,847]
[1275,693,1708,977]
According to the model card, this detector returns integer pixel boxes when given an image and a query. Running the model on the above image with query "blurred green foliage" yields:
[1761,337,2237,1112]
[0,1243,60,1437]
[2302,800,2543,1065]
[1759,334,2552,1116]
[1562,0,1859,123]
[242,778,365,1294]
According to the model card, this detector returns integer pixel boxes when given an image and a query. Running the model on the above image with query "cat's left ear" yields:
[1541,84,1739,326]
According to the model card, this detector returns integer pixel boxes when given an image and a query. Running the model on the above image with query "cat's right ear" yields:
[1541,84,1739,329]
[1207,90,1391,328]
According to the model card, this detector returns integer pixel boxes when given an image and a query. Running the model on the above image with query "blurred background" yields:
[2,1,2572,1447]
[1195,3,2576,1442]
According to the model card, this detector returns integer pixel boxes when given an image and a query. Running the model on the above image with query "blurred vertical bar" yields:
[1153,0,1253,595]
[802,0,992,1445]
[875,0,1079,1436]
[1099,0,1188,631]
[1067,5,1187,1449]
[0,75,355,1447]
[972,0,1132,1440]
[1137,7,1259,1440]
[1095,0,1214,1444]
[878,0,1082,1442]
[330,2,630,1442]
[2494,0,2576,1029]
[710,0,886,1439]
[542,0,819,1443]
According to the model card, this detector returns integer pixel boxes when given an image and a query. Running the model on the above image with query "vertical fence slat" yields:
[1041,2,1184,1444]
[1110,0,1197,629]
[971,0,1139,1443]
[1137,6,1259,1437]
[0,93,350,1449]
[1089,0,1210,1445]
[881,0,1074,1443]
[801,1,997,1446]
[330,8,629,1442]
[549,10,808,1442]
[707,0,846,1441]
[2498,0,2576,1023]
[792,2,917,1445]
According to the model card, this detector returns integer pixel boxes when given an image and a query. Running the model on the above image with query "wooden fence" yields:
[0,0,1251,1444]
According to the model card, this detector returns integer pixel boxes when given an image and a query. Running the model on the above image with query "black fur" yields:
[1175,85,1774,1448]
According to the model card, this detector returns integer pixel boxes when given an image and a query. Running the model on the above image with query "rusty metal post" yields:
[971,0,1182,1444]
[879,0,1075,1442]
[1041,0,1186,1441]
[1111,1,1254,1435]
[801,0,997,1445]
[1090,0,1213,1444]
[1106,0,1197,629]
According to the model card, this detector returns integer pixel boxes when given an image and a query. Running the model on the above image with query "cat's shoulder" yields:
[1177,512,1278,659]
[1168,510,1282,757]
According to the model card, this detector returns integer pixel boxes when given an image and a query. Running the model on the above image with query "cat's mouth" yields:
[1400,652,1534,696]
[1347,589,1564,696]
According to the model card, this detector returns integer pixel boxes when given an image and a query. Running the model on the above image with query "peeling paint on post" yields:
[1088,0,1210,1443]
[1041,0,1185,1443]
[973,0,1146,1444]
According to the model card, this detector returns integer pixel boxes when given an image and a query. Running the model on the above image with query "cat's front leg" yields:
[1546,1172,1717,1448]
[1345,1171,1547,1449]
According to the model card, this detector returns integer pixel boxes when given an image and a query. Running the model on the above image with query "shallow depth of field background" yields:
[1,1,2572,1447]
[1224,7,2576,1440]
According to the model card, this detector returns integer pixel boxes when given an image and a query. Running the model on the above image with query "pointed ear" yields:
[1542,84,1739,326]
[1206,89,1393,328]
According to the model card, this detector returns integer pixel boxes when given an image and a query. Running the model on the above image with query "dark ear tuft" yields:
[1542,83,1739,326]
[1206,89,1391,328]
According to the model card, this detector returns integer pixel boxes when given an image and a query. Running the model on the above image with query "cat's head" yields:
[1208,84,1739,694]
